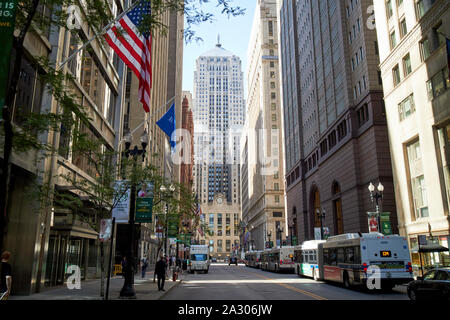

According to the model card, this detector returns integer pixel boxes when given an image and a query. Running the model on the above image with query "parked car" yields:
[211,257,217,263]
[229,257,238,265]
[407,268,450,300]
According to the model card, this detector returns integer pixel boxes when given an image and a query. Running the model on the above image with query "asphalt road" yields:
[163,263,409,300]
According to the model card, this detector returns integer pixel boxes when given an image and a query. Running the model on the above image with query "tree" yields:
[0,0,245,253]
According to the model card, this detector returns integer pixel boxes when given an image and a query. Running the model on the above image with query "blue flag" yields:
[156,103,176,150]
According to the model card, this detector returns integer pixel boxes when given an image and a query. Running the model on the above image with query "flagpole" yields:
[59,0,143,68]
[120,95,176,144]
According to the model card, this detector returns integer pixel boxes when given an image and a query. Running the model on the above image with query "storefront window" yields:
[410,235,450,277]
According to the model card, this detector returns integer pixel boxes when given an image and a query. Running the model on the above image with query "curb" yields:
[158,279,183,300]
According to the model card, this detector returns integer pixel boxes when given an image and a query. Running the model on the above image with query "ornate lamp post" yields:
[120,131,148,298]
[368,182,384,233]
[267,230,272,249]
[277,225,284,248]
[160,184,175,256]
[316,208,326,240]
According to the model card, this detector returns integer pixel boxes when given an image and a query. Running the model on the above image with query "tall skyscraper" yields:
[193,39,245,205]
[279,0,398,242]
[192,40,244,259]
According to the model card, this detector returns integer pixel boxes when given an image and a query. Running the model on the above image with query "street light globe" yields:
[160,185,167,192]
[377,182,384,192]
[169,184,176,192]
[368,182,375,192]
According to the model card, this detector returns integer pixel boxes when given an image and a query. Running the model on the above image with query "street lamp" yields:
[120,131,148,299]
[277,225,283,248]
[160,184,175,257]
[316,208,326,240]
[368,182,384,233]
[267,230,272,248]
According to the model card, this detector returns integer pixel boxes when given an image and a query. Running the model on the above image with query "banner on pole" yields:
[112,181,130,223]
[380,212,392,235]
[0,0,19,118]
[135,182,154,223]
[99,219,112,242]
[367,212,379,233]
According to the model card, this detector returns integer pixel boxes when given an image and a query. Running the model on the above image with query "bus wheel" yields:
[343,272,351,289]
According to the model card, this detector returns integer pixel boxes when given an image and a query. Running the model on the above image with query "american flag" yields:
[104,0,152,113]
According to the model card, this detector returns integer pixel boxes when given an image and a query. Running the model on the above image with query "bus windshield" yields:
[191,254,207,261]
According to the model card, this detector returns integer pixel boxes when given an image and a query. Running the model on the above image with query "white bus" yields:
[294,240,326,279]
[189,245,210,274]
[261,247,295,273]
[317,233,414,290]
[245,251,263,268]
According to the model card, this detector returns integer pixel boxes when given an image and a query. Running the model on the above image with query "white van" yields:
[189,245,210,273]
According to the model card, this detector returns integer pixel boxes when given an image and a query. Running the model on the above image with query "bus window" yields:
[337,248,345,264]
[323,249,329,265]
[330,248,337,266]
[312,251,317,264]
[345,247,354,264]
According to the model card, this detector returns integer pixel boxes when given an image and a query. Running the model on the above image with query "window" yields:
[407,140,429,219]
[272,114,277,121]
[274,183,279,191]
[390,30,397,49]
[268,21,273,37]
[273,212,282,217]
[270,82,276,89]
[415,0,437,20]
[357,104,369,127]
[271,103,276,110]
[402,53,412,76]
[420,38,431,60]
[398,94,415,121]
[275,195,280,203]
[393,65,401,86]
[386,0,393,18]
[328,131,337,149]
[427,68,449,100]
[400,18,407,38]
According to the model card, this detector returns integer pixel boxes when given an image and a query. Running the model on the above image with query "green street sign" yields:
[135,197,153,223]
[0,0,18,117]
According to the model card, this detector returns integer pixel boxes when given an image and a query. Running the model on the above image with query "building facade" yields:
[373,0,449,273]
[241,0,286,251]
[279,0,398,243]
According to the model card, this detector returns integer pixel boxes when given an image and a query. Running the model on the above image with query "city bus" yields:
[261,247,295,273]
[293,240,326,279]
[317,233,414,290]
[245,251,262,268]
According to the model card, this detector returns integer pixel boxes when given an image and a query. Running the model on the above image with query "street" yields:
[164,263,409,300]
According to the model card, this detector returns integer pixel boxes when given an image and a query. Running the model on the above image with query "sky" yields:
[182,0,257,97]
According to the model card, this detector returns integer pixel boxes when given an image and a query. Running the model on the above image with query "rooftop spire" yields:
[216,34,221,47]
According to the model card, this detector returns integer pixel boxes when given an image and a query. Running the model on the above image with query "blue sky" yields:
[182,0,257,96]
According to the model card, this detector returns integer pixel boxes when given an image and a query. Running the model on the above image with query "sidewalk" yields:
[9,269,184,300]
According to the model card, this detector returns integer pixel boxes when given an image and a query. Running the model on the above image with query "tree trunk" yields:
[0,0,41,252]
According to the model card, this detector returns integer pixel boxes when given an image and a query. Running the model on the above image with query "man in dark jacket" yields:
[155,256,167,291]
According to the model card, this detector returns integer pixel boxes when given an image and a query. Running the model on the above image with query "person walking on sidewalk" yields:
[155,256,167,291]
[1,251,12,300]
[141,256,148,279]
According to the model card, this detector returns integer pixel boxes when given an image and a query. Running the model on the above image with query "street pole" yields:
[105,218,116,300]
[320,214,324,240]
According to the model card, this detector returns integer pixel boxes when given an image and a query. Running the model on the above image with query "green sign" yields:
[135,197,153,223]
[167,213,179,237]
[380,212,392,235]
[292,236,298,246]
[178,233,192,246]
[0,0,18,117]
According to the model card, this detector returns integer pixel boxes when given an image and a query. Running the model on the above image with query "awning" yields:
[411,243,449,253]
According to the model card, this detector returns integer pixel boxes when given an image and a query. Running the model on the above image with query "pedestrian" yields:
[121,256,127,278]
[155,255,167,291]
[1,251,12,300]
[141,256,148,279]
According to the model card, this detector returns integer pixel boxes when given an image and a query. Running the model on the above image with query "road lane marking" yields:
[242,268,328,300]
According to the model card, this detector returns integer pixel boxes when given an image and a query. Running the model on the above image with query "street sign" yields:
[0,0,18,118]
